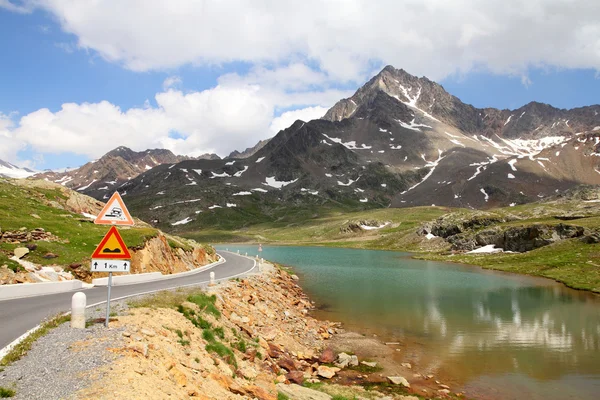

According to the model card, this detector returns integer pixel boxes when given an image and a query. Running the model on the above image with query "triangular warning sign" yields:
[92,226,132,259]
[94,191,135,226]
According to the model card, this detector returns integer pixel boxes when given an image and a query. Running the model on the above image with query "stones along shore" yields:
[0,262,462,399]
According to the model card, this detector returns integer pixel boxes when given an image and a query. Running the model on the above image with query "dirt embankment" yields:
[76,234,218,283]
[1,233,218,285]
[73,265,459,400]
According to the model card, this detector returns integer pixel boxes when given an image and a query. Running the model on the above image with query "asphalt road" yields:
[0,251,255,352]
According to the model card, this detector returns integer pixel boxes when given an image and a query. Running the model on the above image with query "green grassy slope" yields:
[0,179,158,270]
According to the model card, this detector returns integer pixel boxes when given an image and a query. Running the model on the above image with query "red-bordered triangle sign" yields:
[91,226,132,259]
[94,191,134,226]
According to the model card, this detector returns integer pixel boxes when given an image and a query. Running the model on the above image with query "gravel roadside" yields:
[0,299,133,400]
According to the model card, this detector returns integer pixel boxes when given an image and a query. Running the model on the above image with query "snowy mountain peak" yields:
[0,160,36,179]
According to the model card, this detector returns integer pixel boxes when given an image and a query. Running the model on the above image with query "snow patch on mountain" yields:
[401,150,445,194]
[337,178,358,186]
[397,118,432,132]
[360,222,390,230]
[300,188,319,195]
[263,176,298,188]
[211,171,231,179]
[480,188,489,202]
[172,217,193,226]
[233,166,248,177]
[322,134,372,149]
[77,180,97,191]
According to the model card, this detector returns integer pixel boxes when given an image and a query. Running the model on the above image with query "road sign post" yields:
[105,272,113,327]
[92,192,134,327]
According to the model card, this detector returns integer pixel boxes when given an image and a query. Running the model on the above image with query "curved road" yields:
[0,251,254,352]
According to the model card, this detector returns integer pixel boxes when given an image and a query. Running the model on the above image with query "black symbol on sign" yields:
[105,207,123,218]
[102,248,122,254]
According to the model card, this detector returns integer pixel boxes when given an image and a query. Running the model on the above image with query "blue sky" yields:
[0,1,599,170]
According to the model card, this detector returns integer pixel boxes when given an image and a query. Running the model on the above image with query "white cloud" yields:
[6,0,600,81]
[6,73,343,162]
[0,113,26,164]
[162,76,182,90]
[270,106,327,134]
[12,85,271,159]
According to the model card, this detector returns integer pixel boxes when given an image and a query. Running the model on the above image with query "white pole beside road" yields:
[105,272,113,327]
[71,292,86,329]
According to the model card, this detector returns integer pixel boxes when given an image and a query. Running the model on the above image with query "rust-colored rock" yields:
[277,357,297,372]
[286,370,305,384]
[244,384,277,400]
[268,342,283,358]
[318,347,335,363]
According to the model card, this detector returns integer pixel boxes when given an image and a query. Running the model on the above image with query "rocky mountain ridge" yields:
[53,65,600,231]
[228,139,270,159]
[34,147,194,200]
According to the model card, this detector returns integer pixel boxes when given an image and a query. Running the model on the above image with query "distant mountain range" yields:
[24,65,600,230]
[0,160,35,179]
[34,147,193,199]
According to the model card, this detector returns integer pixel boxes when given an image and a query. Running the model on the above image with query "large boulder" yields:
[475,228,505,248]
[553,223,585,239]
[446,233,477,251]
[316,365,339,379]
[581,232,600,244]
[318,348,335,363]
[334,352,353,368]
[13,247,29,259]
[503,225,554,252]
[387,376,410,387]
[431,223,462,238]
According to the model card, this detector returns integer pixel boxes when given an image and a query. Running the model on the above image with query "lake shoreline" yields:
[218,240,600,296]
[218,244,600,400]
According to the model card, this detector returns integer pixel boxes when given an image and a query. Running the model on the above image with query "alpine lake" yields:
[216,245,600,400]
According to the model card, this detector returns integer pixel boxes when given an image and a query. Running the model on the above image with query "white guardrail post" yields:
[71,292,86,329]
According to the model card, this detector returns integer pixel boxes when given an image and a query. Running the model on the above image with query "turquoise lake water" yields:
[216,245,600,400]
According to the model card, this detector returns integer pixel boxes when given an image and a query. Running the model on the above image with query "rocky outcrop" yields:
[446,223,586,252]
[430,212,507,238]
[0,227,62,244]
[339,220,389,234]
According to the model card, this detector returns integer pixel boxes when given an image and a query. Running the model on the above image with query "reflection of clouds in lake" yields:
[424,300,447,338]
[465,296,574,353]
